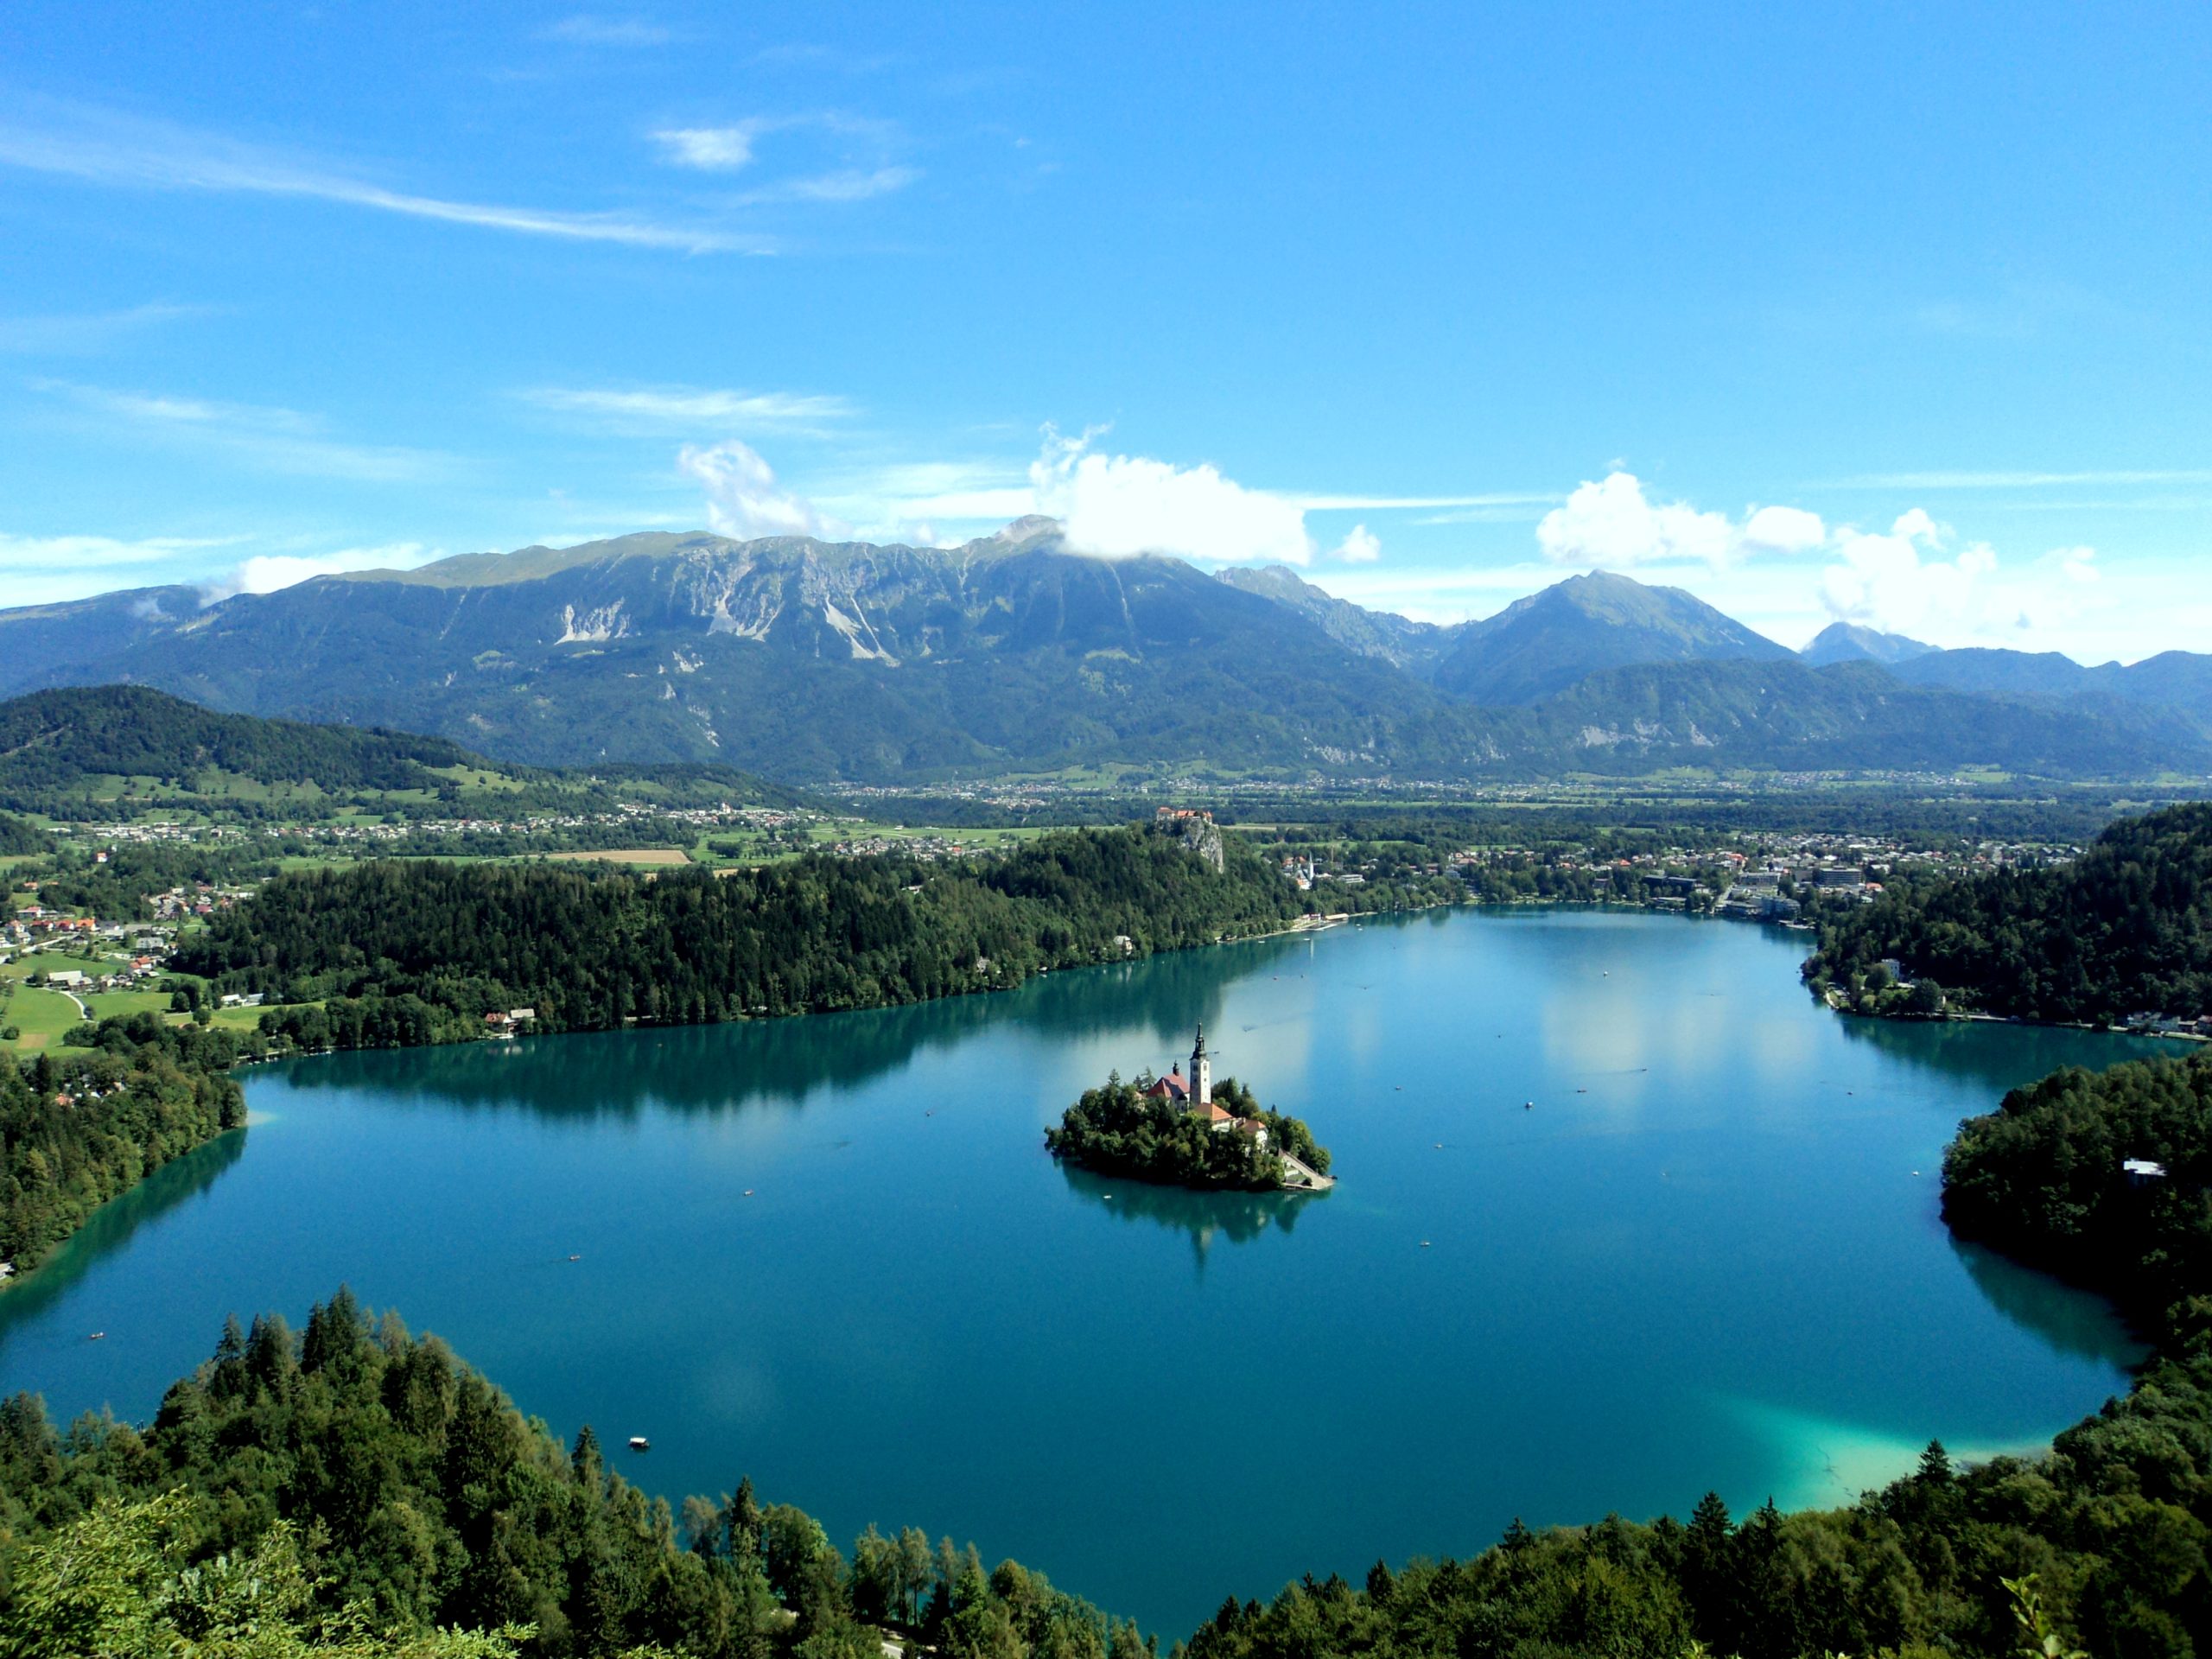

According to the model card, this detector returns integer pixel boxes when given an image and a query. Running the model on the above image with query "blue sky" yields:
[2,3,2207,660]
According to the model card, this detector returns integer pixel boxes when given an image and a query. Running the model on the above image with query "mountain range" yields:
[3,520,2207,784]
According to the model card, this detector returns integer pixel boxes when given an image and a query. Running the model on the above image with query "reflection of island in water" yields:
[1058,1162,1326,1275]
[256,929,1310,1124]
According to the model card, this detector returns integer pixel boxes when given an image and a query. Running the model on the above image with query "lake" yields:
[0,907,2182,1635]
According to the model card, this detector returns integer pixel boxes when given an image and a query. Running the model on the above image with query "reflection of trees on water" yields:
[257,932,1308,1123]
[1949,1237,2149,1370]
[0,1128,246,1343]
[1829,1012,2190,1097]
[1058,1162,1326,1277]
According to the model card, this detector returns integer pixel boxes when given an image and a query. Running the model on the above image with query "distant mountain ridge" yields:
[1427,570,1794,703]
[2,525,2206,783]
[1801,622,1936,667]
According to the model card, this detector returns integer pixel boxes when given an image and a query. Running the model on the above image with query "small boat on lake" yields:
[628,1436,650,1452]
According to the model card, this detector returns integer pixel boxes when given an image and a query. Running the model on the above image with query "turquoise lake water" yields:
[0,907,2183,1635]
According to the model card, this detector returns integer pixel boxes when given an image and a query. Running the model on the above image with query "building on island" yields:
[1141,1026,1267,1147]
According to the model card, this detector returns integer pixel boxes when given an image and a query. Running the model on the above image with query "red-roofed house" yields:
[1142,1068,1193,1105]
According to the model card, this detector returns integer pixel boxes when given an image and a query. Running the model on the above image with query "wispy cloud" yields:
[0,529,239,573]
[1294,491,1560,511]
[36,379,458,483]
[651,126,760,171]
[518,384,854,434]
[679,440,838,540]
[0,302,208,355]
[0,99,757,253]
[200,543,441,601]
[747,166,921,203]
[0,529,248,607]
[1827,467,2212,490]
[541,15,671,47]
[652,112,919,203]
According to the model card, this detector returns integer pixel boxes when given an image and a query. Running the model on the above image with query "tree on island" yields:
[1045,1071,1329,1192]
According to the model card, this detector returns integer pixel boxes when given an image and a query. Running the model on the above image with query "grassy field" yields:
[0,984,91,1054]
[81,988,179,1022]
[201,1004,276,1033]
[546,847,694,866]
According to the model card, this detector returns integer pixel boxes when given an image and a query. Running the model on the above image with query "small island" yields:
[1045,1025,1334,1192]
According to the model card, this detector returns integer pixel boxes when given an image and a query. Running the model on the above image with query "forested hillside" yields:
[175,823,1308,1047]
[0,684,486,791]
[0,1290,1133,1659]
[0,1016,245,1273]
[1806,802,2212,1022]
[1943,1051,2212,1317]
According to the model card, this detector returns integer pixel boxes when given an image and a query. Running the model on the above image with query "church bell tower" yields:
[1191,1025,1211,1113]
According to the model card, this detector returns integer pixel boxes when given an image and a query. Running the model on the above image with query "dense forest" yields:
[1045,1075,1329,1191]
[1942,1050,2212,1321]
[0,683,791,824]
[176,824,1311,1048]
[0,685,486,795]
[0,1014,246,1272]
[1805,802,2212,1024]
[0,815,45,857]
[0,1290,1135,1659]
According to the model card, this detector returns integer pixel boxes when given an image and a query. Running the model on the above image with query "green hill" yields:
[0,684,792,821]
[1805,801,2212,1023]
[0,684,488,794]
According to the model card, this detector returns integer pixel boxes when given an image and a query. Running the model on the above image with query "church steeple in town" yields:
[1190,1024,1211,1114]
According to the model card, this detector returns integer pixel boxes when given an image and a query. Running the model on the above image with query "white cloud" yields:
[37,380,454,483]
[1331,524,1382,563]
[0,99,753,253]
[200,543,438,601]
[1027,428,1313,566]
[519,384,851,432]
[0,302,205,355]
[1830,467,2212,490]
[1296,562,1560,626]
[543,15,671,46]
[0,530,235,576]
[1815,511,2103,642]
[1537,472,1736,568]
[1739,504,1827,556]
[744,165,921,204]
[1537,472,1834,569]
[678,440,840,540]
[651,126,759,171]
[1296,491,1559,512]
[2045,544,2100,587]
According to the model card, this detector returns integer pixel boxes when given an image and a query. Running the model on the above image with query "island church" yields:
[1141,1025,1259,1140]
